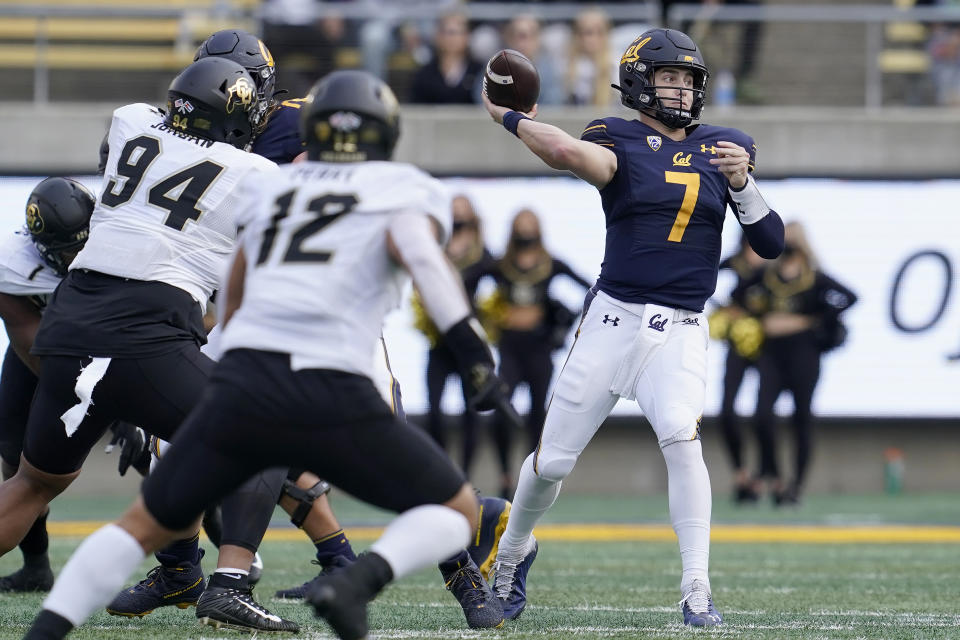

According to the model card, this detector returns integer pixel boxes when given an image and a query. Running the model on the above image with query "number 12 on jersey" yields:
[255,189,359,266]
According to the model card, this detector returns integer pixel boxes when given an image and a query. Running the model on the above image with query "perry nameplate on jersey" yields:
[221,160,450,379]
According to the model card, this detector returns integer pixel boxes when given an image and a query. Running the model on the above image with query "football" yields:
[483,49,540,112]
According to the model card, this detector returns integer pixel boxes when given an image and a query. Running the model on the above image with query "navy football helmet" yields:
[165,57,261,149]
[301,70,401,162]
[613,28,709,129]
[195,29,277,135]
[25,177,94,276]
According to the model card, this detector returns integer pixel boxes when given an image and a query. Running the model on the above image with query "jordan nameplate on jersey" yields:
[71,103,277,309]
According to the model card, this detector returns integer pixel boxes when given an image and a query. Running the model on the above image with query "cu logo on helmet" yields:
[225,77,255,114]
[26,203,44,234]
[329,111,363,132]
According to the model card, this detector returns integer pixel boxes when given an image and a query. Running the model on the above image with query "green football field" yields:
[0,492,957,639]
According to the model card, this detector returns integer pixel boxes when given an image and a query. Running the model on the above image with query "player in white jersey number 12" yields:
[22,70,518,640]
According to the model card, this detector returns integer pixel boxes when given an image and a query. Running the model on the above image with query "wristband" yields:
[728,173,770,225]
[502,111,530,137]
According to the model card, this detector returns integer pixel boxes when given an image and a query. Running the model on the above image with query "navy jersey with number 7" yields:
[581,117,757,312]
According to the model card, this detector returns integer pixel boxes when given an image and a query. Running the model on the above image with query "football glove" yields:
[444,317,512,413]
[105,421,151,477]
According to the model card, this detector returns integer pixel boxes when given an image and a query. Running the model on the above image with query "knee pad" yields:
[656,411,703,449]
[280,477,331,528]
[533,449,577,483]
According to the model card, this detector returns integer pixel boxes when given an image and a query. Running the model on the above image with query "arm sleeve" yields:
[740,210,785,259]
[387,212,471,332]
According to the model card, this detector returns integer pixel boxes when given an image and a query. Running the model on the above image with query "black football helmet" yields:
[613,28,709,129]
[194,29,277,135]
[25,177,94,276]
[165,57,261,149]
[301,70,401,162]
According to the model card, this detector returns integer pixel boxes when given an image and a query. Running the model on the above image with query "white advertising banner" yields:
[0,176,957,417]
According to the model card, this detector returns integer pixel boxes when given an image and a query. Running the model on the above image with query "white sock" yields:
[369,505,470,580]
[499,453,561,555]
[662,440,712,593]
[214,568,249,576]
[43,524,146,625]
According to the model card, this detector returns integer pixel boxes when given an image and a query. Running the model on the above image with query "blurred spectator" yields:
[385,20,433,101]
[664,0,765,104]
[736,222,858,506]
[503,14,564,105]
[709,235,767,504]
[927,23,960,105]
[263,10,362,97]
[564,7,616,106]
[723,0,765,102]
[477,209,591,498]
[412,195,495,476]
[410,11,483,103]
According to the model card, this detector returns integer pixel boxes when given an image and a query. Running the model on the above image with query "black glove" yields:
[105,421,152,477]
[444,318,511,413]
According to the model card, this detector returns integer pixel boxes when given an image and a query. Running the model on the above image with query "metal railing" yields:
[666,3,960,108]
[0,2,256,103]
[6,2,960,107]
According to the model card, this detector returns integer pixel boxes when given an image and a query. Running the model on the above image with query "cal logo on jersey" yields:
[647,135,662,151]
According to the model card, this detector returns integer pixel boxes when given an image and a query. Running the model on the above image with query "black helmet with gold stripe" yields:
[613,28,709,129]
[195,30,277,136]
[165,57,261,149]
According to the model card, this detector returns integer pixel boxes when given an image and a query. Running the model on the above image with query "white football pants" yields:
[533,290,709,481]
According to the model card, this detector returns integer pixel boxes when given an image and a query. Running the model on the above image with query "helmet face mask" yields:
[26,177,94,276]
[614,29,709,129]
[165,57,263,149]
[194,30,277,137]
[301,70,401,163]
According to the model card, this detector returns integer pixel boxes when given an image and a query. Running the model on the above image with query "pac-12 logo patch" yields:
[646,135,662,151]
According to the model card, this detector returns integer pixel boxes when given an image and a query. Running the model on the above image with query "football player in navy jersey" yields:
[483,28,784,627]
[252,96,308,163]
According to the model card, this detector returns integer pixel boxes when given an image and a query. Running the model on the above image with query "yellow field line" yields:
[45,522,960,544]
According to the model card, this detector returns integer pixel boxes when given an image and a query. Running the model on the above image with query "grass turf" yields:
[0,492,957,639]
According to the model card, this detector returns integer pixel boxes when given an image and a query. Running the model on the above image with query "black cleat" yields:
[442,558,504,629]
[306,553,392,640]
[106,561,205,618]
[0,564,54,593]
[196,584,299,633]
[275,555,353,600]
